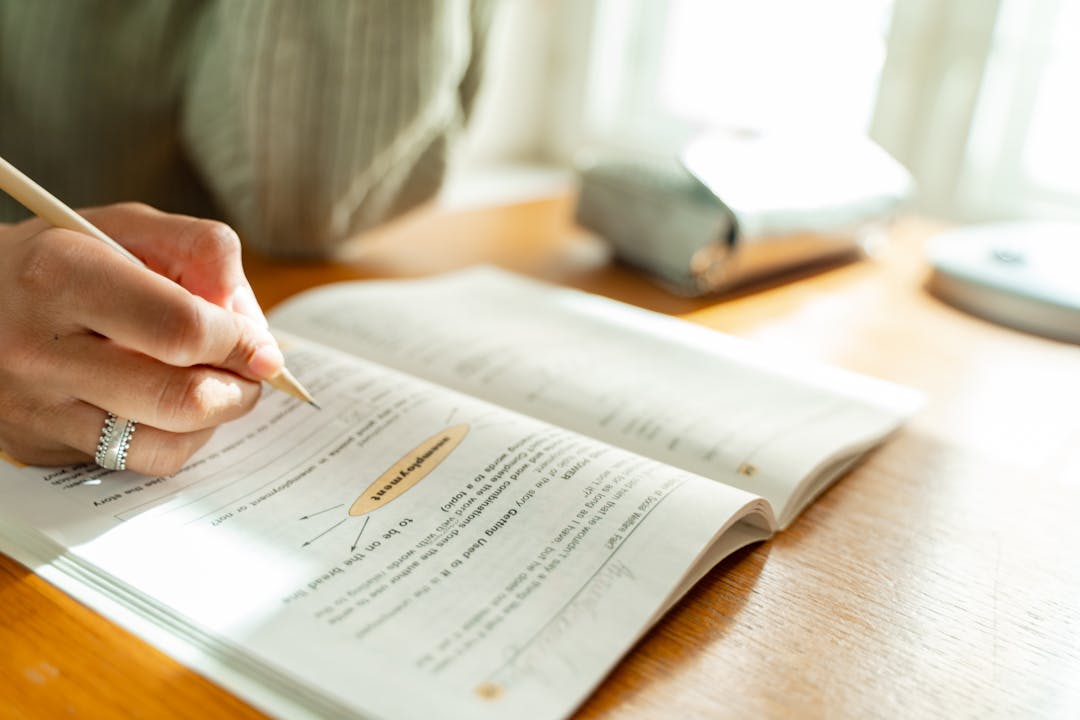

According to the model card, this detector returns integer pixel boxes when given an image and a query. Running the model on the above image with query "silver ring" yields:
[95,412,137,471]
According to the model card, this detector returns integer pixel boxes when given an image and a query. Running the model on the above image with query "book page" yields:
[0,337,770,720]
[270,268,920,526]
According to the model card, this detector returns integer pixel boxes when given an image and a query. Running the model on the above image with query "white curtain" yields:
[528,0,1080,222]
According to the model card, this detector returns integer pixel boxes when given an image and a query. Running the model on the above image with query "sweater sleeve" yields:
[180,0,493,258]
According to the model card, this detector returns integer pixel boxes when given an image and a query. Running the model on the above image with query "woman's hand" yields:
[0,202,283,474]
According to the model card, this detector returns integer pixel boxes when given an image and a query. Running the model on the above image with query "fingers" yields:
[1,205,279,474]
[0,440,87,468]
[0,397,215,477]
[0,331,258,473]
[81,203,268,328]
[39,334,262,433]
[23,228,284,382]
[68,404,215,477]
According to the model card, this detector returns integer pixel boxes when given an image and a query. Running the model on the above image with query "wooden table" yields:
[3,194,1079,718]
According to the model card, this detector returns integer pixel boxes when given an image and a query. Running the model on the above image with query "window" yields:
[961,0,1080,219]
[471,0,1080,222]
[578,0,894,153]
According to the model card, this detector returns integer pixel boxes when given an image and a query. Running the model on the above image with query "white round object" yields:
[927,222,1080,343]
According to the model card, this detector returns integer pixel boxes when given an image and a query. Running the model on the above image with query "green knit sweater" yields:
[0,1,493,256]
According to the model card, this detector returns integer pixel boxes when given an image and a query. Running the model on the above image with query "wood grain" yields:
[3,195,1079,719]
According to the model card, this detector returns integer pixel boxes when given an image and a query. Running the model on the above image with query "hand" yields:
[0,203,284,474]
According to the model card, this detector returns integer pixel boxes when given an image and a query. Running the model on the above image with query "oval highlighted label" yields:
[350,424,470,517]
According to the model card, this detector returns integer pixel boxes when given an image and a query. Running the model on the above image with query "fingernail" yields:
[249,343,285,379]
[231,285,269,329]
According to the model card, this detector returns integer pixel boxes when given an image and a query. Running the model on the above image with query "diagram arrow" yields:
[350,517,371,551]
[302,518,347,547]
[298,504,344,520]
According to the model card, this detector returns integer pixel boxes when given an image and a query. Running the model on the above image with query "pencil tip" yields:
[308,400,322,410]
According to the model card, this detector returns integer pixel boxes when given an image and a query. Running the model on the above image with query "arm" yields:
[181,0,493,258]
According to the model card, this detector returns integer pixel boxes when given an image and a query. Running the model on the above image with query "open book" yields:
[0,268,920,719]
